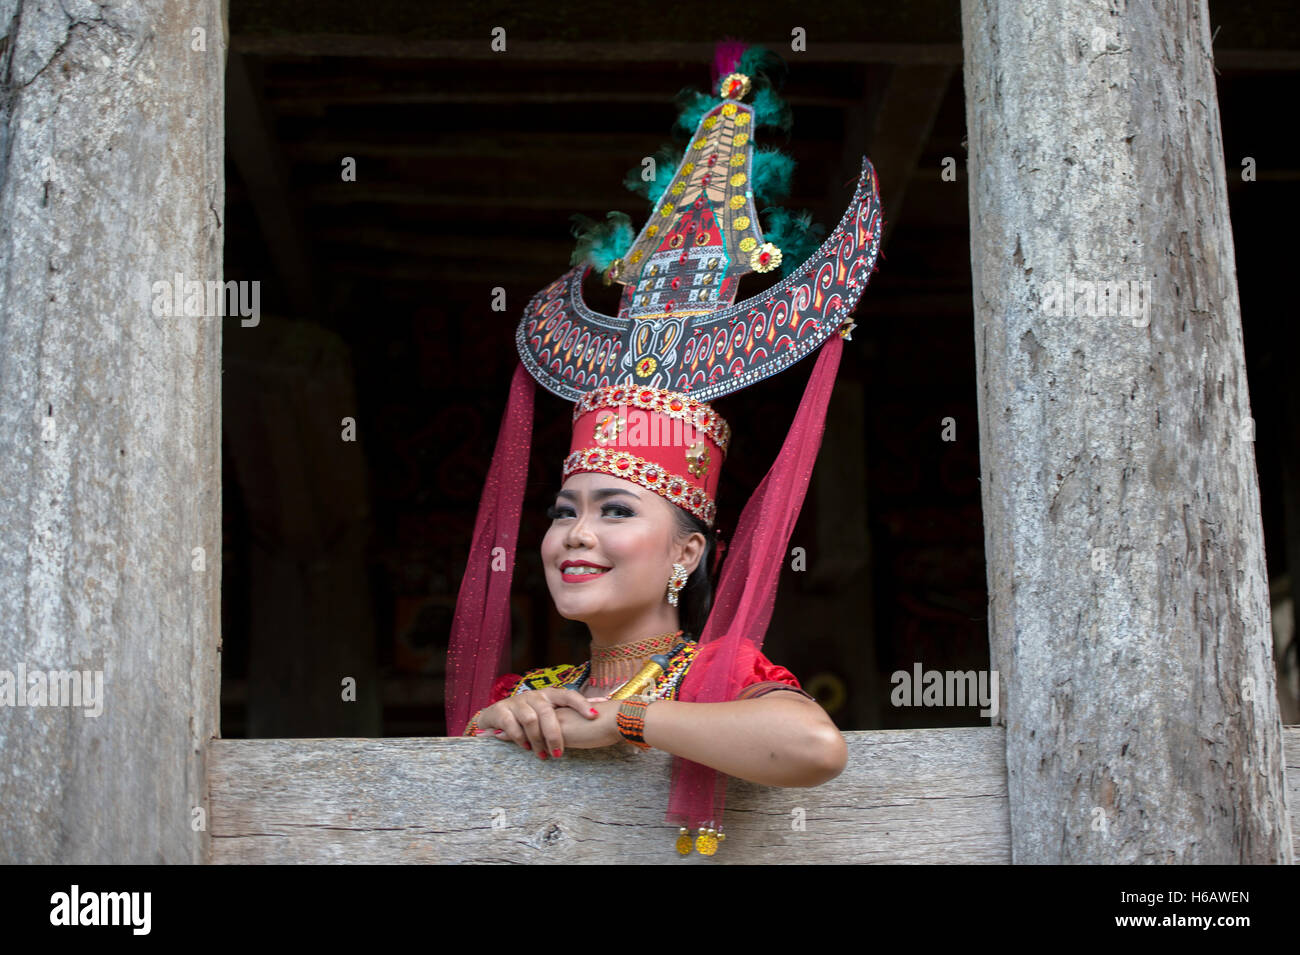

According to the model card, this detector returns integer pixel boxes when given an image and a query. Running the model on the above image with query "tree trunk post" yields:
[0,1,224,863]
[961,0,1293,862]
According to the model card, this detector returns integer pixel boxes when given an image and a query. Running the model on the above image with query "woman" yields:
[463,468,847,788]
[445,41,882,855]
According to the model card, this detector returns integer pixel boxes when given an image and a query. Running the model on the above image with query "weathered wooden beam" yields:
[228,33,1300,71]
[230,37,967,64]
[287,133,688,163]
[208,725,1300,863]
[267,89,871,111]
[961,0,1294,862]
[0,0,224,863]
[301,186,650,211]
[209,728,1013,864]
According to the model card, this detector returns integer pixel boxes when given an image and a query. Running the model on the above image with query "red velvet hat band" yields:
[563,385,729,528]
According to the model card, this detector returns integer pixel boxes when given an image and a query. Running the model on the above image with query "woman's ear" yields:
[679,531,708,576]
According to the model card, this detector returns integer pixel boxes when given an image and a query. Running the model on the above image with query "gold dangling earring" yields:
[666,562,688,607]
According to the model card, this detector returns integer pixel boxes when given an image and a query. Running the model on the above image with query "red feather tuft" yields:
[710,38,749,94]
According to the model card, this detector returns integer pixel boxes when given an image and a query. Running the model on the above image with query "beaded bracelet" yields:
[463,710,483,737]
[616,700,652,749]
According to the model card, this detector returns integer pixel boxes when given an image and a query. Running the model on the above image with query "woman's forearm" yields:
[640,694,847,787]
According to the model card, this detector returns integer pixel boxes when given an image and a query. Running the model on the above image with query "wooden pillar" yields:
[961,0,1293,861]
[0,2,224,862]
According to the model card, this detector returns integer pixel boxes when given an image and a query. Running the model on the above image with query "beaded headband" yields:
[563,384,729,527]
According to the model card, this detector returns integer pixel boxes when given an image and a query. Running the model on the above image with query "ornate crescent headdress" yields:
[447,39,883,853]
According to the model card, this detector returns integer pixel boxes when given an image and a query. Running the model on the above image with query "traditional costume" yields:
[446,39,883,856]
[484,632,813,707]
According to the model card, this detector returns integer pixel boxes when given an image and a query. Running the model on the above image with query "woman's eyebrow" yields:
[555,488,642,502]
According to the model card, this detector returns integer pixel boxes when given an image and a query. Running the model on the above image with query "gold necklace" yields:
[588,629,682,690]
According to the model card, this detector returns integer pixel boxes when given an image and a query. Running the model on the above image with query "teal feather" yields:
[751,148,795,205]
[568,211,635,272]
[761,206,828,278]
[737,46,788,92]
[671,87,723,139]
[750,86,792,135]
[618,46,804,229]
[623,143,684,206]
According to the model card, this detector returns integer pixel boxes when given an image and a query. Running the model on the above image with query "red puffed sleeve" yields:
[486,672,522,705]
[692,641,815,701]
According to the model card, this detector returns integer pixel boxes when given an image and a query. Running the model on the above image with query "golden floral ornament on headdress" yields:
[750,242,783,273]
[719,72,751,99]
[594,411,626,445]
[685,441,710,479]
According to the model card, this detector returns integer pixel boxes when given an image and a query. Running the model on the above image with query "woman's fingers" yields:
[489,691,592,758]
[514,701,550,757]
[526,698,566,758]
[553,688,601,718]
[496,708,530,751]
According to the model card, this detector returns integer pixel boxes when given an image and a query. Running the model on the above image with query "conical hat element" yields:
[516,103,882,402]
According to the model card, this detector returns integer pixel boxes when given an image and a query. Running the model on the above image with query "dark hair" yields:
[669,506,721,637]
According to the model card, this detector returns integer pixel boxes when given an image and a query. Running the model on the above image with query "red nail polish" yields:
[552,749,561,758]
[589,708,598,716]
[523,742,531,750]
[538,751,548,760]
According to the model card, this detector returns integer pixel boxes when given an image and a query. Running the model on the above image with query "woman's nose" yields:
[565,510,597,545]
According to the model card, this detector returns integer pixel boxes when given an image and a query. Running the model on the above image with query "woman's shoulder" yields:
[688,637,808,696]
[690,636,781,670]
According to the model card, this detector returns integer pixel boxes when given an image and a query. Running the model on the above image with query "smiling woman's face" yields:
[541,471,700,630]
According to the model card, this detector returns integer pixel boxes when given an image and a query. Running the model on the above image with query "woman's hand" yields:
[473,688,602,759]
[554,699,621,749]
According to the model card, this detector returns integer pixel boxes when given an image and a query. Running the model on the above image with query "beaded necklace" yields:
[587,629,682,690]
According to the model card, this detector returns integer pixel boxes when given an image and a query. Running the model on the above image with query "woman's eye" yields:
[546,503,633,519]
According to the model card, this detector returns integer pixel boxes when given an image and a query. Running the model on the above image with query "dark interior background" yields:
[218,0,1300,738]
